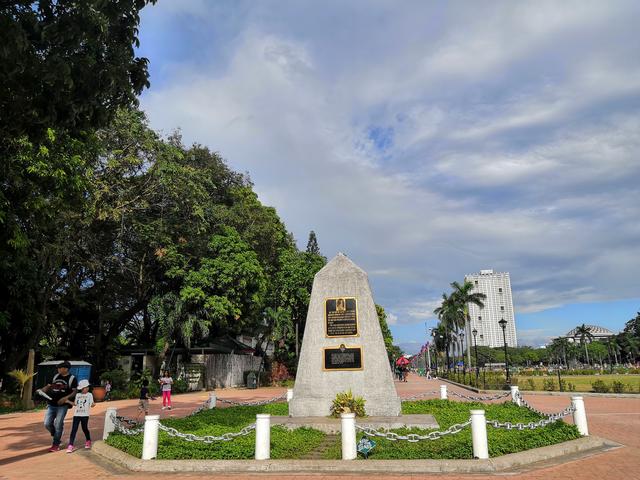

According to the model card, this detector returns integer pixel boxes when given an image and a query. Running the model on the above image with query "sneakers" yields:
[48,445,61,452]
[85,441,92,449]
[66,445,75,453]
[167,406,172,410]
[161,406,166,410]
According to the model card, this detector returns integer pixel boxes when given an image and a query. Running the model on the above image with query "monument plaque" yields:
[323,345,363,370]
[325,297,358,337]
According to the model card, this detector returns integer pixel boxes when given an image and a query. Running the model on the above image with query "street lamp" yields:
[472,328,479,386]
[498,318,510,384]
[460,331,465,383]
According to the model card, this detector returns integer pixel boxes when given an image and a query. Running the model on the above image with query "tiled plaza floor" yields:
[0,374,638,479]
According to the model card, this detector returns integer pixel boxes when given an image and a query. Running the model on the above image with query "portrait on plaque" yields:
[325,297,358,337]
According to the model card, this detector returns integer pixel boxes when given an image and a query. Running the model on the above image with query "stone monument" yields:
[289,253,401,417]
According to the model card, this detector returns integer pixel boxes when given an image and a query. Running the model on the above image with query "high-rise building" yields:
[465,269,517,348]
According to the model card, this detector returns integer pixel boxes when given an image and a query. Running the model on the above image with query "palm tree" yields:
[433,293,460,372]
[605,337,621,367]
[550,337,570,367]
[620,333,640,364]
[574,324,594,365]
[450,281,486,370]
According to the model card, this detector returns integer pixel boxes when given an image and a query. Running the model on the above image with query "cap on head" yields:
[57,360,71,369]
[77,379,90,390]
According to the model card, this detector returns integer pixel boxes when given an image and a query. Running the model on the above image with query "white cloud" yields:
[139,1,640,343]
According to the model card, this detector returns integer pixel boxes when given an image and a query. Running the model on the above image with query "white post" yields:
[103,408,117,440]
[571,396,589,436]
[255,414,271,460]
[341,413,357,460]
[440,384,448,400]
[141,415,160,460]
[470,409,489,459]
[208,392,217,409]
[286,388,294,402]
[510,386,521,406]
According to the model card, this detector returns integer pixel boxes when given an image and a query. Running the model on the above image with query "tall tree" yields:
[0,0,156,141]
[376,305,402,363]
[306,231,320,255]
[573,324,594,365]
[450,280,486,370]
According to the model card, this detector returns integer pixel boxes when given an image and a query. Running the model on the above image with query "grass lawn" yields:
[106,399,581,460]
[322,399,580,459]
[518,374,640,393]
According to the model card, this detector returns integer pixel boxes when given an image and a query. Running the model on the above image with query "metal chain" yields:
[111,413,144,436]
[486,405,575,431]
[187,399,211,417]
[157,422,256,443]
[217,392,287,407]
[514,391,577,419]
[449,391,512,401]
[115,415,140,426]
[355,420,471,442]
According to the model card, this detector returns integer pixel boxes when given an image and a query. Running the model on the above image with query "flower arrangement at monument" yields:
[330,390,367,417]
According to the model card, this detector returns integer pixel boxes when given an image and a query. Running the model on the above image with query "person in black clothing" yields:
[137,379,153,416]
[40,361,78,451]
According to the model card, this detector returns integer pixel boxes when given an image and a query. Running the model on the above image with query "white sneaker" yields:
[161,406,166,410]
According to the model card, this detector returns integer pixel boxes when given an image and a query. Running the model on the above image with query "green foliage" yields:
[173,378,189,394]
[376,304,403,362]
[611,381,626,393]
[591,380,610,393]
[0,0,156,141]
[543,378,557,391]
[106,402,326,459]
[330,390,366,417]
[100,369,129,391]
[323,400,580,460]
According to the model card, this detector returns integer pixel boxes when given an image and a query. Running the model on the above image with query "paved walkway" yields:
[0,375,638,479]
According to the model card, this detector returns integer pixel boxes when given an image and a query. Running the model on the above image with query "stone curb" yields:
[439,377,640,398]
[92,436,620,474]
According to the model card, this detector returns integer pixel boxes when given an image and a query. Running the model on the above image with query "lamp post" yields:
[425,323,432,373]
[460,332,465,384]
[432,332,440,376]
[472,328,479,386]
[498,318,510,384]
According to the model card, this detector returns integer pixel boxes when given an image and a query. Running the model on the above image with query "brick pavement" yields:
[0,375,638,479]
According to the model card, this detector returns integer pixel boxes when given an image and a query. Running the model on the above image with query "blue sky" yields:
[136,1,640,352]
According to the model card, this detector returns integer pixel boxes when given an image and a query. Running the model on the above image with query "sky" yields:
[136,1,640,353]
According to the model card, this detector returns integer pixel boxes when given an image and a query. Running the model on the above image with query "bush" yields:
[330,390,366,417]
[592,380,610,393]
[542,378,556,391]
[566,382,576,392]
[270,362,291,384]
[611,381,626,393]
[100,368,129,391]
[173,378,189,394]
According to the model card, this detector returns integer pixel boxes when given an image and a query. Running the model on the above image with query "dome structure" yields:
[564,325,615,339]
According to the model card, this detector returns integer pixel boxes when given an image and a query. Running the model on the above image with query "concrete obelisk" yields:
[289,253,401,417]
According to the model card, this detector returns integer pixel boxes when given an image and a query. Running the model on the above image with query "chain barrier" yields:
[486,404,575,431]
[449,390,512,401]
[157,422,256,443]
[111,413,144,436]
[217,392,288,407]
[514,391,576,420]
[355,420,471,442]
[187,399,211,417]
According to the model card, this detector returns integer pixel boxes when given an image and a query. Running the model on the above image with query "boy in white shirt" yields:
[66,379,95,452]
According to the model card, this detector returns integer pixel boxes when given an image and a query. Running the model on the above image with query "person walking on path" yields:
[66,379,94,452]
[104,380,111,401]
[137,379,153,418]
[38,361,77,451]
[159,371,173,410]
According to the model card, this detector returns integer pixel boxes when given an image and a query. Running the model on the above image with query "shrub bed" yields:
[105,402,325,459]
[322,399,581,460]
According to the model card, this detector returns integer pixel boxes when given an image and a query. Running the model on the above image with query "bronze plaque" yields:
[323,345,363,370]
[325,297,358,337]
